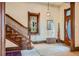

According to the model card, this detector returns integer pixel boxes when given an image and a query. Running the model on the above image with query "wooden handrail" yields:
[5,14,28,29]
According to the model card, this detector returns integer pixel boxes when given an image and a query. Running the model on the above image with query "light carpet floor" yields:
[21,43,79,56]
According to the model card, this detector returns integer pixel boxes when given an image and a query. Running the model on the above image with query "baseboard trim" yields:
[32,40,46,44]
[33,40,65,44]
[75,47,79,51]
[71,47,79,51]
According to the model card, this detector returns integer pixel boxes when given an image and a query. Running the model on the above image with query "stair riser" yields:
[6,25,22,48]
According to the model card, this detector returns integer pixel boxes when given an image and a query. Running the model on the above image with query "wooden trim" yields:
[6,47,21,51]
[28,11,40,34]
[57,23,60,42]
[2,2,5,56]
[70,2,75,51]
[70,47,79,51]
[64,9,71,46]
[5,14,28,29]
[64,9,66,45]
[73,47,79,51]
[65,8,71,12]
[0,2,5,56]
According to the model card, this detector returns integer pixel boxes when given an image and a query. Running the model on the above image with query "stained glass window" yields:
[30,16,37,33]
[28,12,40,34]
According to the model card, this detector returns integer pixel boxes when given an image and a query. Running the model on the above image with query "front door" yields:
[64,8,71,46]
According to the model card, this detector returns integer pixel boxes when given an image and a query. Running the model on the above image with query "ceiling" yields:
[25,2,70,7]
[46,2,64,6]
[39,2,69,7]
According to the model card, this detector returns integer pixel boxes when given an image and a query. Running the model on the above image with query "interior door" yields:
[64,8,71,46]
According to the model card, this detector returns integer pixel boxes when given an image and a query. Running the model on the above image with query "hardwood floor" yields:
[21,43,79,56]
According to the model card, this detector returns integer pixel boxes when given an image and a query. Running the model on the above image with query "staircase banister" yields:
[5,14,28,29]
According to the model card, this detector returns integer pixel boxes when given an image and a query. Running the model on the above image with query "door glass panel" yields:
[67,20,71,40]
[66,10,70,16]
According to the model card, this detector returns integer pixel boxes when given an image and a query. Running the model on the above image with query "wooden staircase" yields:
[5,14,33,56]
[6,25,22,50]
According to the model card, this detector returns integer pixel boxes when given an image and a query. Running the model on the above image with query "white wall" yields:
[6,2,79,48]
[6,39,18,48]
[75,3,79,47]
[6,2,60,42]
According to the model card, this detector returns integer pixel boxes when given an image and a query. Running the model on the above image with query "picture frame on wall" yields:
[47,20,53,30]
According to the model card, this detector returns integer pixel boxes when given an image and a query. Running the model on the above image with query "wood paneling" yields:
[0,2,5,56]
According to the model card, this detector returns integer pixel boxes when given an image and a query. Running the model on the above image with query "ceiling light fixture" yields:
[47,2,51,16]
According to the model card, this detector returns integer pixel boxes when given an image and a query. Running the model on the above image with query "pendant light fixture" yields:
[47,2,50,16]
